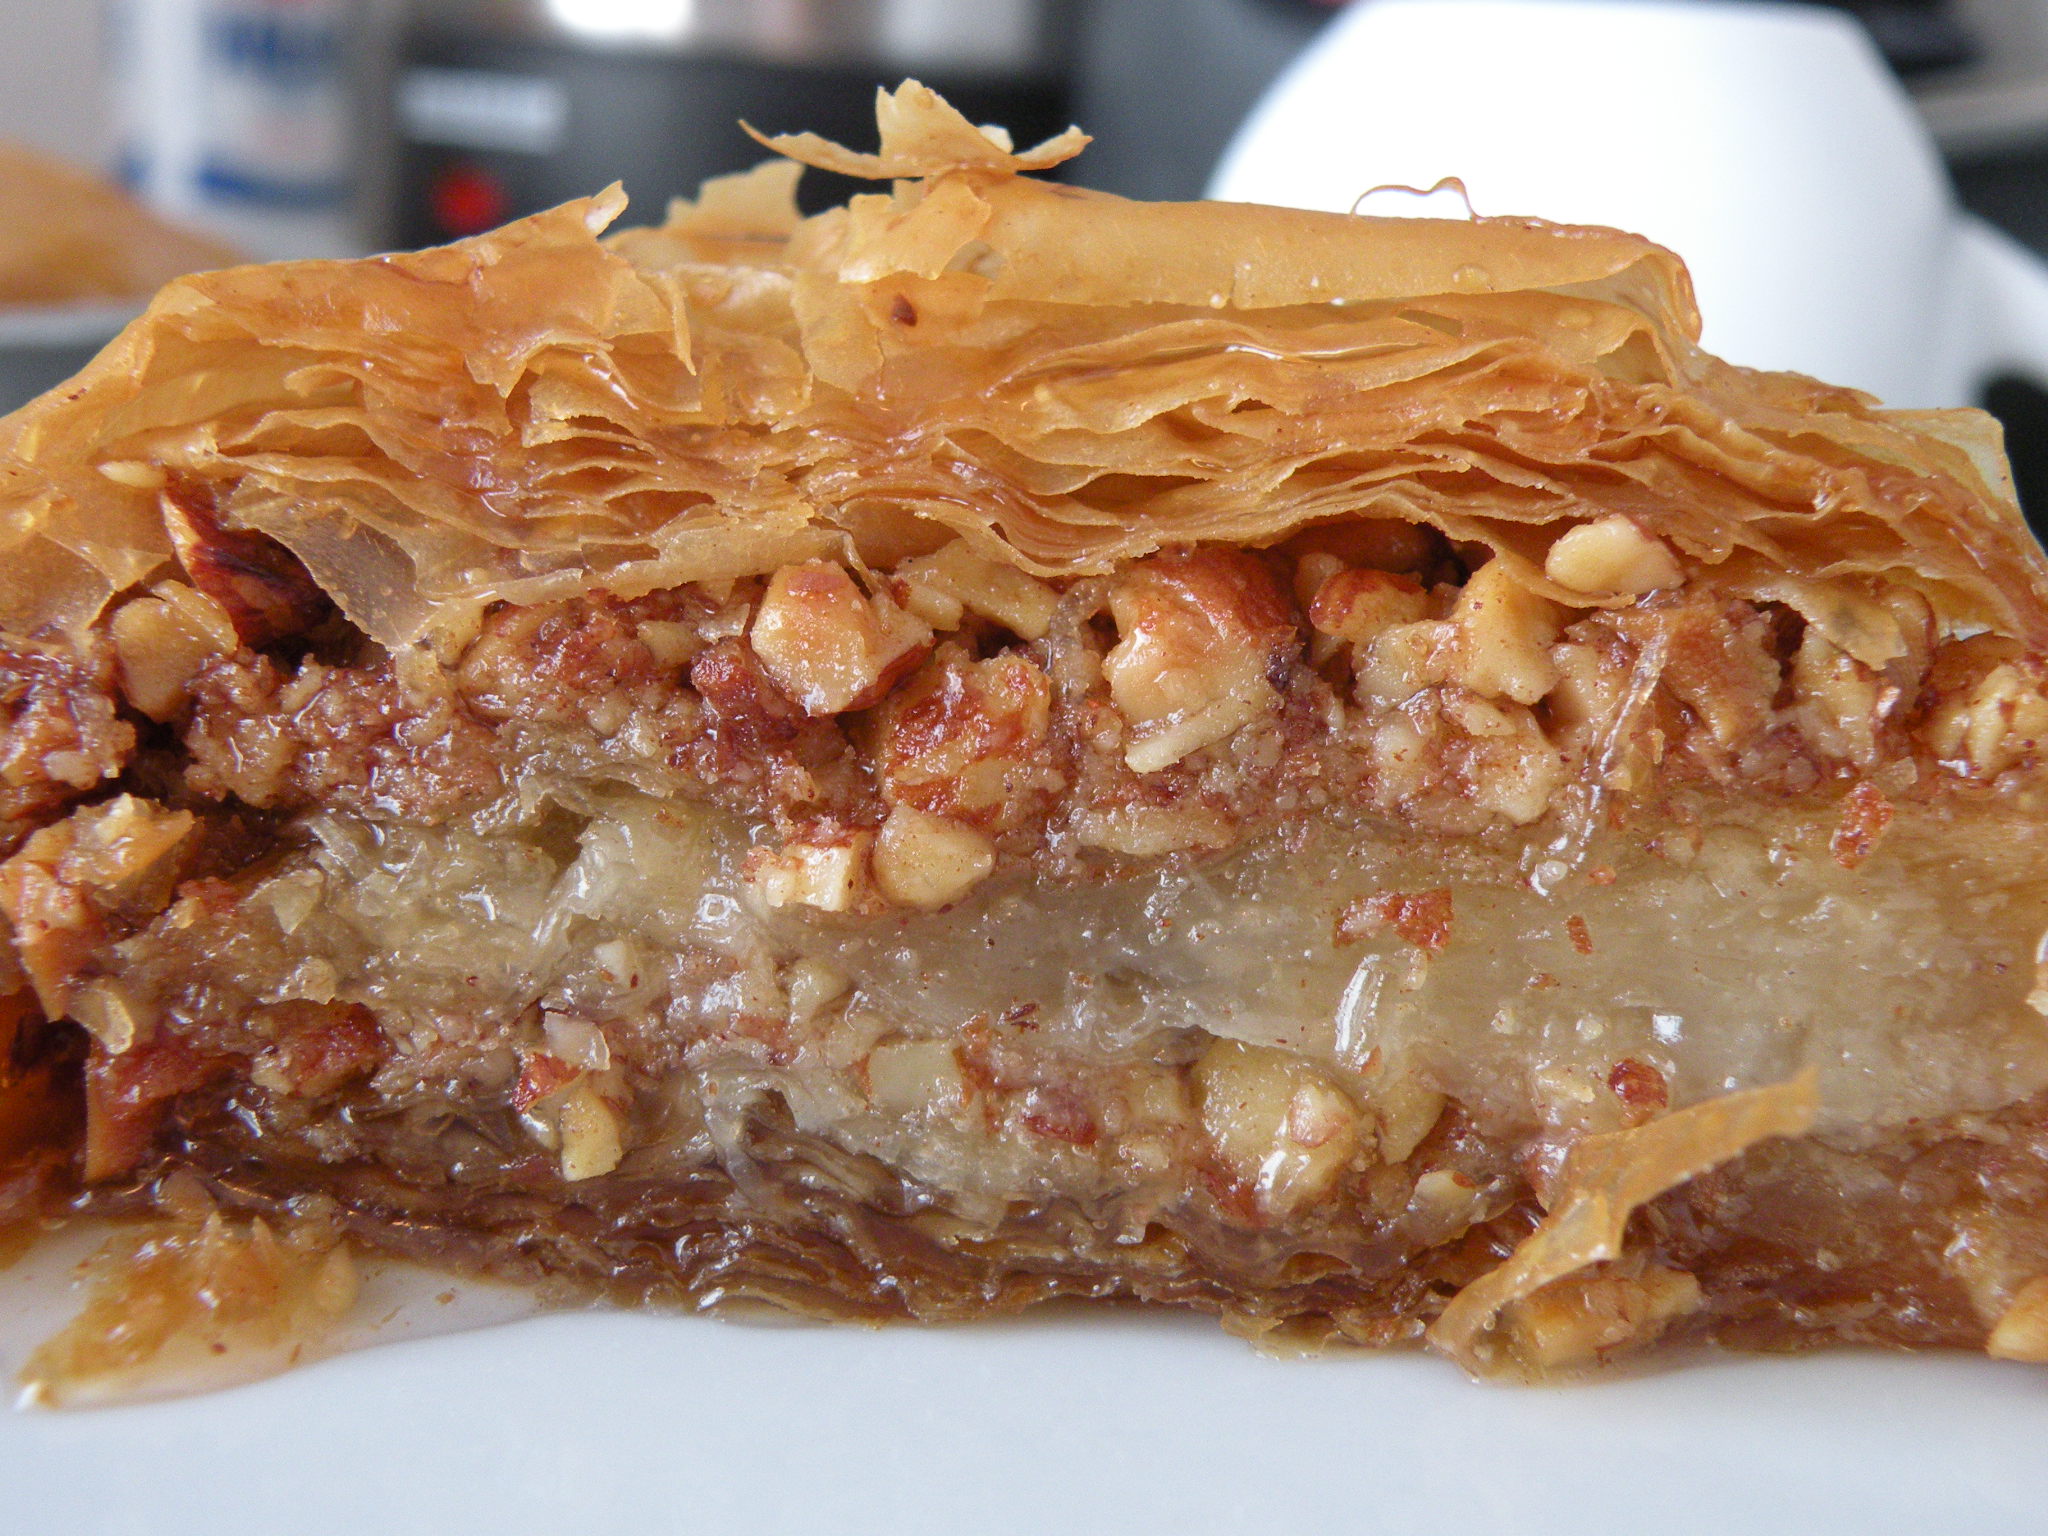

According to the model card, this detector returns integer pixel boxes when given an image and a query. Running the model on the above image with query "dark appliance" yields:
[390,0,1076,246]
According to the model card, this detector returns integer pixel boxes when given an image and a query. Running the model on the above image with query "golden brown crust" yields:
[0,85,2041,661]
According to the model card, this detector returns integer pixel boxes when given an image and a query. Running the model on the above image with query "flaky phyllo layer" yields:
[5,85,2048,1399]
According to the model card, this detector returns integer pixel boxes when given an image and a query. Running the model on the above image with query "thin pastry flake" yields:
[3,83,2048,1399]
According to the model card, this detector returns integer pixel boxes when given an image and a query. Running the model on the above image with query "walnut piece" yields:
[160,477,330,647]
[744,830,874,913]
[1371,1077,1445,1163]
[1987,1274,2048,1362]
[750,561,932,715]
[0,795,196,1027]
[555,1078,625,1182]
[896,542,1059,639]
[1450,693,1568,825]
[783,956,851,1021]
[1498,1264,1703,1369]
[1543,516,1683,598]
[1790,628,1891,766]
[874,648,1060,831]
[70,979,146,1055]
[1194,1038,1366,1216]
[0,642,136,830]
[1926,655,2048,777]
[109,581,240,721]
[1308,566,1429,647]
[1355,620,1456,706]
[865,1038,968,1117]
[872,804,995,909]
[1104,549,1292,773]
[1445,561,1562,705]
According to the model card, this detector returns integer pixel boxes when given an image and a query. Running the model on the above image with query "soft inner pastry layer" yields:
[93,784,2048,1195]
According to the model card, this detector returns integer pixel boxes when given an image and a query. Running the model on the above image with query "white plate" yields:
[1,1306,2044,1534]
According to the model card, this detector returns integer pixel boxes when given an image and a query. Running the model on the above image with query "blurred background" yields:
[6,0,2048,254]
[6,0,2048,507]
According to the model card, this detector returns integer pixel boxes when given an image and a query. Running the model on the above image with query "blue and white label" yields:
[198,1,351,210]
[110,0,360,258]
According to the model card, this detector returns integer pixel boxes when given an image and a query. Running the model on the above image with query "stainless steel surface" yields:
[1917,0,2048,150]
[0,303,140,415]
[405,0,1069,72]
[387,0,1075,248]
[1922,72,2048,151]
[1071,0,1328,201]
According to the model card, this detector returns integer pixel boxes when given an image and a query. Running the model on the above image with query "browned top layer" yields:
[0,83,2039,674]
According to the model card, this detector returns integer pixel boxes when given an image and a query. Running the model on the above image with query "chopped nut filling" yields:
[4,519,2048,1382]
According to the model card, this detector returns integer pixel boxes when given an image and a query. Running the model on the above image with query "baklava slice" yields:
[0,141,238,307]
[5,85,2048,1395]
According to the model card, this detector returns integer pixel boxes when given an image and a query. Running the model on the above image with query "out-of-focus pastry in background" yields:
[0,141,241,308]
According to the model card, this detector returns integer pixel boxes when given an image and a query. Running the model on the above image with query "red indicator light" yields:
[430,162,508,236]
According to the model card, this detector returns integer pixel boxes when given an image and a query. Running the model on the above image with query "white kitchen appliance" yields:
[1210,0,2048,413]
